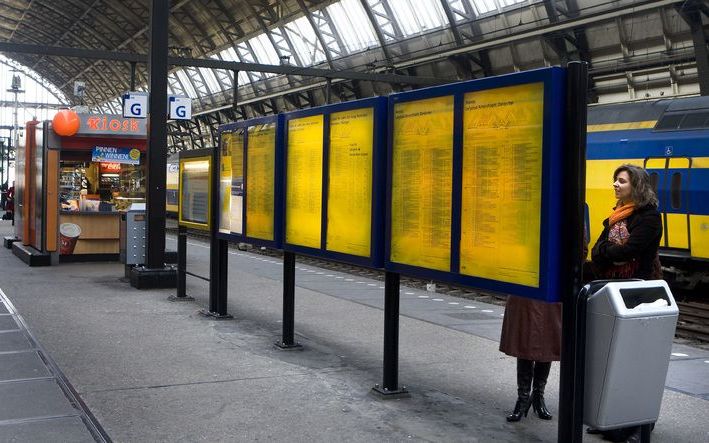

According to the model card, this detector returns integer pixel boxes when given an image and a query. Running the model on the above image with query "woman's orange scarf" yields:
[608,202,635,226]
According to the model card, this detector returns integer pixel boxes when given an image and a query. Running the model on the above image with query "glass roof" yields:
[198,68,221,94]
[113,0,534,111]
[176,70,198,98]
[0,55,67,136]
[285,16,328,65]
[249,34,281,75]
[388,0,446,36]
[327,0,378,52]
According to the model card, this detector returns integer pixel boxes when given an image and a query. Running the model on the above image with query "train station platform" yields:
[0,219,707,442]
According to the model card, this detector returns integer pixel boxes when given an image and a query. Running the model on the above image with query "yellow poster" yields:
[246,123,276,241]
[180,158,211,229]
[219,131,244,234]
[218,133,232,233]
[459,83,544,287]
[286,115,324,248]
[390,96,454,271]
[326,108,374,257]
[230,132,244,235]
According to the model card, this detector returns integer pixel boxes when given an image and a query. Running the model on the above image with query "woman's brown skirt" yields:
[499,295,562,362]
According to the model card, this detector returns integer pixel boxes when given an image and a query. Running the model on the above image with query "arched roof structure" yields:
[0,0,707,152]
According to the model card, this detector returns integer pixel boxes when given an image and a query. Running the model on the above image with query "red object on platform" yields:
[52,109,80,136]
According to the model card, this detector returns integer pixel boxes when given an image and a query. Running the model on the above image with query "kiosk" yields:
[10,110,147,265]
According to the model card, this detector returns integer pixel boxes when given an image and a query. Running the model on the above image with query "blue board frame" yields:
[215,114,285,249]
[385,67,567,302]
[282,96,387,269]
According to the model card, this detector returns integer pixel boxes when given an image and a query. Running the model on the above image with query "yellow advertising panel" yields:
[179,158,211,230]
[390,96,454,271]
[459,83,544,287]
[246,124,276,241]
[219,131,244,234]
[286,115,324,248]
[326,108,374,257]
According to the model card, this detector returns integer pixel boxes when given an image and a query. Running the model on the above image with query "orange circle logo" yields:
[52,109,80,136]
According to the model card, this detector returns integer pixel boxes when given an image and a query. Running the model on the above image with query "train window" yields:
[655,114,683,130]
[649,172,659,195]
[671,172,681,209]
[679,112,709,129]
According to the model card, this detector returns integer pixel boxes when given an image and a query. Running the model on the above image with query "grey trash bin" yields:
[584,280,678,431]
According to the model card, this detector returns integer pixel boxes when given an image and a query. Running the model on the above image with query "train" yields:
[587,95,709,288]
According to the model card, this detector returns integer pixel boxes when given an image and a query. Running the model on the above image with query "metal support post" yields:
[557,61,588,442]
[200,147,232,319]
[145,0,169,269]
[325,78,332,105]
[1,141,4,208]
[677,2,709,95]
[168,225,194,301]
[128,0,176,289]
[232,70,239,109]
[372,271,409,399]
[275,251,302,349]
[130,62,137,91]
[217,238,229,314]
[201,237,231,318]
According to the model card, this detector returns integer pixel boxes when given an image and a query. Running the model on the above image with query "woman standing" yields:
[500,296,561,422]
[589,164,662,442]
[592,164,662,281]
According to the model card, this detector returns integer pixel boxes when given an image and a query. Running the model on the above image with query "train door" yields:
[644,157,691,252]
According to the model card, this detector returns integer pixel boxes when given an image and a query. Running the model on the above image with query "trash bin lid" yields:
[587,280,679,318]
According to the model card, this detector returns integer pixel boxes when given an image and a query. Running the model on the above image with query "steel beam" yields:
[0,100,69,109]
[395,0,683,69]
[0,41,439,86]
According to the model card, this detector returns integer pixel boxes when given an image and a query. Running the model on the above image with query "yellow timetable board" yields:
[286,115,324,248]
[219,131,244,234]
[179,157,211,230]
[459,82,544,287]
[326,108,374,257]
[390,96,454,271]
[246,124,276,241]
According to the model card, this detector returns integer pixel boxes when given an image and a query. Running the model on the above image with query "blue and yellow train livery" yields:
[587,96,709,280]
[166,153,179,217]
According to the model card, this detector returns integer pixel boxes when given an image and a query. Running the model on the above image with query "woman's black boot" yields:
[507,359,533,422]
[531,361,553,420]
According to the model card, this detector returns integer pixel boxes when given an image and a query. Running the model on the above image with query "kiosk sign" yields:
[91,146,141,165]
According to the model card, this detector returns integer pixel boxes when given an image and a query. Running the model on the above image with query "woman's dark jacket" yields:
[591,203,662,279]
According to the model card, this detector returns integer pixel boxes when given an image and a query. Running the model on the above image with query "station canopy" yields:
[0,0,706,152]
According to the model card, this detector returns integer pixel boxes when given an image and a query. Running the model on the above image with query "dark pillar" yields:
[372,271,409,399]
[130,62,137,91]
[557,61,589,443]
[201,147,232,319]
[686,7,709,95]
[130,0,176,288]
[1,140,4,200]
[325,78,332,105]
[275,251,301,349]
[232,70,239,108]
[168,225,194,301]
[145,0,169,269]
